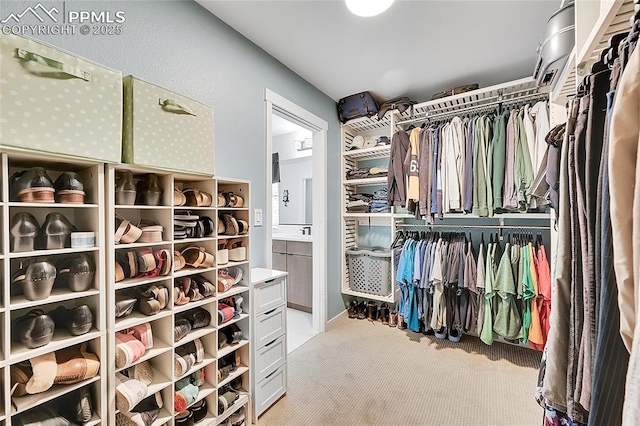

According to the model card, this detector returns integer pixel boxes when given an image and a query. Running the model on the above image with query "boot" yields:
[389,311,398,327]
[115,171,136,205]
[356,301,366,320]
[347,300,358,319]
[366,301,378,322]
[398,314,406,330]
[379,303,390,325]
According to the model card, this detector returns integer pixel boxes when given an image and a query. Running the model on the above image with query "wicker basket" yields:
[346,247,391,296]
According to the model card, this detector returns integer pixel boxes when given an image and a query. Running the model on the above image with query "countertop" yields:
[272,234,313,242]
[251,267,288,284]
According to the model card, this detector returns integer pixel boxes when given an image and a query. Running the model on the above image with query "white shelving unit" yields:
[105,166,252,425]
[552,0,635,104]
[340,77,554,305]
[0,150,107,425]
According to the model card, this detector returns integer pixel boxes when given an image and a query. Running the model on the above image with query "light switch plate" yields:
[254,208,263,227]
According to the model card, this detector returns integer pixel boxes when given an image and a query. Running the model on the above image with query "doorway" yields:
[265,89,328,353]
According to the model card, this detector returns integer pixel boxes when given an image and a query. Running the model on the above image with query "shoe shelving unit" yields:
[106,165,252,425]
[341,78,555,305]
[0,150,107,426]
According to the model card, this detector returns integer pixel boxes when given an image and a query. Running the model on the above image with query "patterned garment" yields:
[544,406,586,426]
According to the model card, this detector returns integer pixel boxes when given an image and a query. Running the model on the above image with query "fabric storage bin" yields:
[122,76,215,175]
[0,34,122,162]
[346,247,392,296]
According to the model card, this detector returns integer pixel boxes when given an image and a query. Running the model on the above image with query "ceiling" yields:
[272,114,307,136]
[196,0,560,103]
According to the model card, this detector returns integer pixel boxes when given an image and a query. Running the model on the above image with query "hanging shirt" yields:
[503,110,518,210]
[388,130,410,207]
[515,110,535,208]
[430,239,447,330]
[481,242,498,345]
[536,244,552,346]
[464,117,475,212]
[521,244,534,343]
[528,243,545,349]
[419,128,434,217]
[406,128,421,202]
[473,116,490,217]
[491,114,507,209]
[443,116,466,211]
[493,242,523,340]
[529,101,551,173]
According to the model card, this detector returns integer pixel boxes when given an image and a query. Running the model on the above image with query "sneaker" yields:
[115,372,148,413]
[174,318,192,342]
[125,360,154,386]
[448,328,463,343]
[115,332,146,369]
[124,323,153,350]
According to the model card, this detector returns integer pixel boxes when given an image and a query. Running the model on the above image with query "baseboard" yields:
[326,309,347,331]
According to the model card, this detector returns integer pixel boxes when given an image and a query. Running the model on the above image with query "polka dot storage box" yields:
[122,76,215,176]
[0,34,122,162]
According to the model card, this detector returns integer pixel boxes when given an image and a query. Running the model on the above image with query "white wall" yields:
[273,129,313,161]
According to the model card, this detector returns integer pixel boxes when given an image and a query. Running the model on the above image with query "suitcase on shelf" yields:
[337,91,379,124]
[430,83,480,100]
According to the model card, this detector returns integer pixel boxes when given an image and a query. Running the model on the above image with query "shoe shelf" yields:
[218,340,249,359]
[11,374,101,415]
[342,176,388,186]
[217,394,249,425]
[106,167,253,425]
[218,365,249,389]
[218,313,250,330]
[1,151,108,425]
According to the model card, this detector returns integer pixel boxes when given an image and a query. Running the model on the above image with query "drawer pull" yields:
[264,369,279,379]
[17,48,91,81]
[265,279,275,284]
[159,98,196,116]
[264,338,278,347]
[263,308,277,316]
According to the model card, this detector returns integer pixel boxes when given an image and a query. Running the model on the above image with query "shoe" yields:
[366,301,378,322]
[125,360,155,386]
[356,301,366,320]
[10,352,57,396]
[53,343,100,386]
[115,171,137,205]
[448,327,463,343]
[174,377,199,413]
[136,174,162,206]
[434,326,447,340]
[124,323,154,350]
[221,324,243,347]
[398,315,407,330]
[379,303,390,325]
[115,372,149,413]
[48,304,93,336]
[65,386,93,423]
[10,167,55,202]
[38,212,76,249]
[174,318,193,342]
[115,294,137,318]
[221,214,239,236]
[218,388,239,415]
[181,308,211,330]
[227,406,245,426]
[12,260,56,301]
[135,285,168,316]
[174,188,187,207]
[13,408,71,426]
[181,246,215,269]
[9,212,40,252]
[217,240,229,265]
[218,302,235,325]
[192,275,216,298]
[184,188,213,207]
[190,398,208,423]
[175,409,195,426]
[132,391,163,412]
[115,332,146,368]
[55,253,95,292]
[177,338,204,364]
[227,238,246,262]
[189,369,205,387]
[54,171,85,203]
[12,309,55,349]
[389,311,398,327]
[117,409,159,426]
[347,300,358,319]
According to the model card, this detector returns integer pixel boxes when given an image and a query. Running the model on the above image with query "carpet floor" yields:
[258,314,543,426]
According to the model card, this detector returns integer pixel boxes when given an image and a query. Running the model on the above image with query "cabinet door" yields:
[272,252,287,273]
[287,254,312,311]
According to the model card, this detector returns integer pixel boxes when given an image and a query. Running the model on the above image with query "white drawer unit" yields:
[251,268,288,422]
[254,276,286,314]
[256,334,286,382]
[255,364,287,418]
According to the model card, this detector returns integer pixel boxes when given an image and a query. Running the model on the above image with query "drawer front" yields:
[256,334,286,382]
[256,305,286,348]
[256,364,287,418]
[0,34,122,162]
[286,241,312,256]
[123,76,215,175]
[272,240,286,254]
[254,277,286,315]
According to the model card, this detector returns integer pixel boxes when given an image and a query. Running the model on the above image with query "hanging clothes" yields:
[503,110,519,210]
[491,113,507,210]
[480,241,498,345]
[387,131,410,207]
[493,242,522,340]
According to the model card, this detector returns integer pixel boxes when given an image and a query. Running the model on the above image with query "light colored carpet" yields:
[258,314,543,426]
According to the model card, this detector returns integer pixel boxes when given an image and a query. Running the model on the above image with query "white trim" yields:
[265,89,328,333]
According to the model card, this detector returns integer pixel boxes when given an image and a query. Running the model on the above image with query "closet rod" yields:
[395,91,549,126]
[395,223,551,230]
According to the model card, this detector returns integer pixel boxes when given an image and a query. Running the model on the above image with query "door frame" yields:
[265,89,328,332]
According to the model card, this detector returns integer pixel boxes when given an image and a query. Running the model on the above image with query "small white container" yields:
[71,232,95,248]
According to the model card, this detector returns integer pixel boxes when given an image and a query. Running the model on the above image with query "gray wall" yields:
[0,0,345,319]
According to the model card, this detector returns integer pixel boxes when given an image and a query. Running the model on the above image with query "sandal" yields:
[217,193,226,208]
[184,189,213,207]
[174,278,192,306]
[218,218,225,235]
[174,251,186,271]
[114,217,142,244]
[221,214,239,236]
[137,219,163,243]
[217,240,229,265]
[181,246,215,269]
[237,220,249,235]
[217,271,235,293]
[174,188,187,206]
[227,239,246,262]
[192,275,216,298]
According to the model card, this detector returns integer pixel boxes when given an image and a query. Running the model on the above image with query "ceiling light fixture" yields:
[346,0,395,17]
